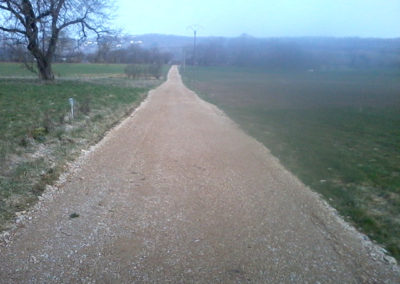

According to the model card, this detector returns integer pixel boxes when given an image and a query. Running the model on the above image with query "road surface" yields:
[0,66,398,283]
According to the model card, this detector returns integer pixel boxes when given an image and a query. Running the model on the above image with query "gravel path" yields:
[1,66,399,283]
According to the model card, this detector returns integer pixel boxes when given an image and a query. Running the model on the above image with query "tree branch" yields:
[3,1,26,27]
[0,26,26,34]
[59,7,88,30]
[37,10,51,20]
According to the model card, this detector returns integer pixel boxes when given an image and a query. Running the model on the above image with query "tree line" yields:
[0,36,172,66]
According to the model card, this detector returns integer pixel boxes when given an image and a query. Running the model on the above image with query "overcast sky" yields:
[115,0,400,38]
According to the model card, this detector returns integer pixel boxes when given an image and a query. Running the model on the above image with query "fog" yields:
[181,36,400,70]
[116,0,400,38]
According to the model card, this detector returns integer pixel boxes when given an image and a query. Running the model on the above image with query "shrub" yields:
[125,64,142,79]
[124,64,162,79]
[149,63,162,79]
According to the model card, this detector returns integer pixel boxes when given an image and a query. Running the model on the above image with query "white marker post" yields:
[69,98,74,120]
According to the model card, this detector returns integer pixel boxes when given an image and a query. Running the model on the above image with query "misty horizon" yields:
[124,33,400,40]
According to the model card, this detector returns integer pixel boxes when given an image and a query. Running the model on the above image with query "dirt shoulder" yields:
[0,66,398,283]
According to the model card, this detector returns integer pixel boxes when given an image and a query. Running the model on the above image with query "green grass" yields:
[53,63,126,77]
[0,62,127,78]
[0,63,169,231]
[0,62,34,77]
[182,66,400,260]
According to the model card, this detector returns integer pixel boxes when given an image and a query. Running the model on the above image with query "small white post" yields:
[69,98,74,120]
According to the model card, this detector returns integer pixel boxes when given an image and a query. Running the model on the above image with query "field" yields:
[0,63,167,231]
[182,66,400,259]
[0,62,126,78]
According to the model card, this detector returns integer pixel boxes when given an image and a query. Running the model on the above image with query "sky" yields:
[115,0,400,38]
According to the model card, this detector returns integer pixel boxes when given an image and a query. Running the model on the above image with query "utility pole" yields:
[193,29,197,66]
[182,48,186,72]
[188,25,201,66]
[187,25,202,89]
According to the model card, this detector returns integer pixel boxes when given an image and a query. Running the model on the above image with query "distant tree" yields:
[0,0,113,80]
[54,30,77,62]
[94,37,113,63]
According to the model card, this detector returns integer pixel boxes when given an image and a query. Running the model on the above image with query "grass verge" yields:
[0,64,169,231]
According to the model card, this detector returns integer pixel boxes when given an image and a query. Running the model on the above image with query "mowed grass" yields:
[182,66,400,260]
[53,63,126,77]
[0,62,126,77]
[0,63,167,231]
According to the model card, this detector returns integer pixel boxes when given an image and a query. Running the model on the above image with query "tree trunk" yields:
[36,57,54,81]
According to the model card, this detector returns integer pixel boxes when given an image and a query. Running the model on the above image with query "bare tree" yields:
[0,0,113,80]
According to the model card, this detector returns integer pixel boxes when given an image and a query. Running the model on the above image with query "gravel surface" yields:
[1,66,399,283]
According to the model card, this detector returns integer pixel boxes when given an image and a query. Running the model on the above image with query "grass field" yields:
[182,66,400,260]
[0,63,168,231]
[0,62,126,78]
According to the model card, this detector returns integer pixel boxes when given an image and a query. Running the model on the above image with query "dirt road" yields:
[1,66,398,283]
